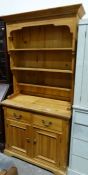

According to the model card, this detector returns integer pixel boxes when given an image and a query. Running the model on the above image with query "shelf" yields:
[11,67,72,74]
[9,48,73,52]
[19,83,71,91]
[18,83,71,101]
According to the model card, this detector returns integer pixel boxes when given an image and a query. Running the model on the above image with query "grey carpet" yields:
[11,157,54,175]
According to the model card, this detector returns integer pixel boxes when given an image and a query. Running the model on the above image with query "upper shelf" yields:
[11,67,73,74]
[9,48,73,52]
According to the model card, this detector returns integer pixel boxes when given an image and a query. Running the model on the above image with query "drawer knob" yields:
[13,113,22,119]
[42,120,52,127]
[26,138,30,143]
[33,139,37,144]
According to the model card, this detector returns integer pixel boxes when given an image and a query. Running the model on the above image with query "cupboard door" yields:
[5,119,31,157]
[33,126,61,168]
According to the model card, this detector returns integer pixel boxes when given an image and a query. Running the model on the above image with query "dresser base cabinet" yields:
[3,103,70,175]
[2,94,71,175]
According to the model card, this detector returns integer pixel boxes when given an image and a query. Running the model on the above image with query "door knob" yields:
[26,138,30,143]
[33,138,37,144]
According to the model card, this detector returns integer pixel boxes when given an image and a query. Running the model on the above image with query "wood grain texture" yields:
[0,4,85,22]
[2,94,71,119]
[1,5,84,102]
[3,106,70,175]
[1,4,85,175]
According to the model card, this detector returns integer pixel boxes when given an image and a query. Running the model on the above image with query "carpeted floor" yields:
[11,157,54,175]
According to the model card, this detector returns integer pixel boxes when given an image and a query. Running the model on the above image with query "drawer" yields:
[71,155,88,175]
[73,123,88,141]
[74,111,88,126]
[33,114,62,132]
[6,108,31,123]
[72,138,88,159]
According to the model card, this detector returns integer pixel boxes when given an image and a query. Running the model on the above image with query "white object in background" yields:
[68,19,88,175]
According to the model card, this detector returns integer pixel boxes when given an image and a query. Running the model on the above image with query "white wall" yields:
[0,0,88,18]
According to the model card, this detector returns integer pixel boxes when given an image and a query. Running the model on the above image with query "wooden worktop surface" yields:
[1,94,71,120]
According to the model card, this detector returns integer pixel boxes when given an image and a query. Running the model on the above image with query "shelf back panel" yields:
[18,83,71,101]
[10,50,72,70]
[10,25,72,49]
[14,71,71,89]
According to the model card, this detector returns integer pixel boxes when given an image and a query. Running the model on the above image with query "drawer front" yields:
[74,111,88,126]
[73,123,88,141]
[33,114,62,132]
[6,108,31,123]
[72,138,88,159]
[71,155,88,175]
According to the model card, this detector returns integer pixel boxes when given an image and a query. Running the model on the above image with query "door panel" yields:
[33,127,61,167]
[5,119,31,156]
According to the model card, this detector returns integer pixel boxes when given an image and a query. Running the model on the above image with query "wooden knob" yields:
[26,138,30,143]
[42,120,52,127]
[33,139,37,144]
[13,113,22,119]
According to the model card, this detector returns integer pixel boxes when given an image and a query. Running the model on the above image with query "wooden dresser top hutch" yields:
[1,4,85,117]
[1,4,85,175]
